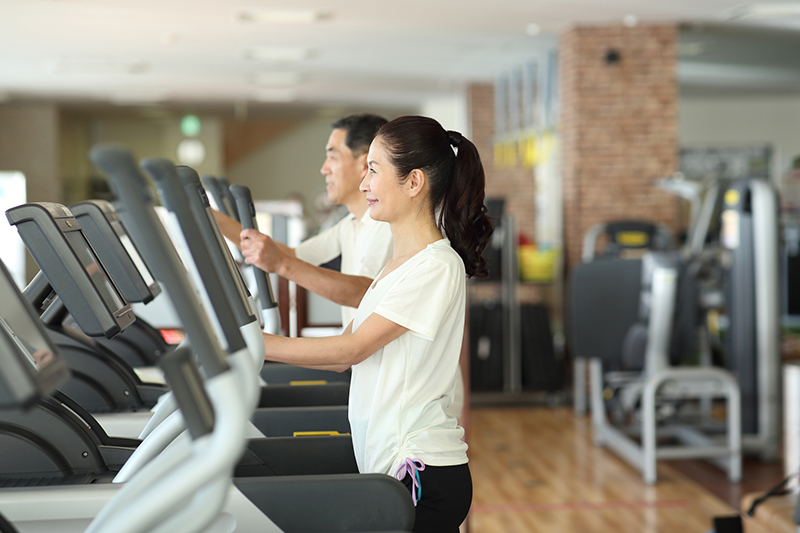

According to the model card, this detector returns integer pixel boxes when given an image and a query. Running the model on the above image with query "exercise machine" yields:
[7,203,166,412]
[70,199,171,368]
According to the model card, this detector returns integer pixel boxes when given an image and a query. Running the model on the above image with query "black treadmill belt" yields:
[0,473,102,488]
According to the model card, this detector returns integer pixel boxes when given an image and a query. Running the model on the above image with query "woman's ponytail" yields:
[375,116,493,278]
[439,133,492,278]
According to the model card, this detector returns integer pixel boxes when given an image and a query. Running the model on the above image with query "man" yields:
[216,113,391,327]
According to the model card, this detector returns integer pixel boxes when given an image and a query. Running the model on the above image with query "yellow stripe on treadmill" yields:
[289,380,328,386]
[293,431,350,437]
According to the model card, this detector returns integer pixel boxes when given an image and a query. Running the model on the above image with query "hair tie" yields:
[447,130,463,148]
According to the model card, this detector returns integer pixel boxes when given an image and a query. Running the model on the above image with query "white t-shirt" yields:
[349,239,469,476]
[295,211,393,326]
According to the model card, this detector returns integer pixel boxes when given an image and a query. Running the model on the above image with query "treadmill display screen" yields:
[119,232,156,287]
[0,288,57,372]
[0,258,69,406]
[0,317,55,371]
[64,230,126,312]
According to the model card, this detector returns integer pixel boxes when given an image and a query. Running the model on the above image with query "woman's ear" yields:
[406,169,426,198]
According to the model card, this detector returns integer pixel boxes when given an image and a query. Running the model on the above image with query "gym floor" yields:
[465,406,784,532]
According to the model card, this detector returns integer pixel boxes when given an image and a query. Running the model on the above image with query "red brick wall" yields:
[467,84,537,245]
[561,24,679,268]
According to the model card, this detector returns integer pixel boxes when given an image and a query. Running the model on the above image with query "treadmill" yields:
[0,149,412,532]
[201,175,238,222]
[186,170,350,384]
[226,181,351,384]
[8,200,350,413]
[70,199,171,368]
[0,231,281,532]
[142,160,354,447]
[93,146,413,532]
[7,203,166,413]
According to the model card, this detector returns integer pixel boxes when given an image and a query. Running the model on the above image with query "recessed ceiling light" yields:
[238,9,333,23]
[252,72,301,85]
[55,60,149,75]
[254,87,297,102]
[526,23,541,36]
[244,46,316,62]
[109,91,166,105]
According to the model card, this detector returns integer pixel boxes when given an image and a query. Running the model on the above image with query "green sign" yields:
[180,114,202,137]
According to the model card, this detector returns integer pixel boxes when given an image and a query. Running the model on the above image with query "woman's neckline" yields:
[371,238,448,290]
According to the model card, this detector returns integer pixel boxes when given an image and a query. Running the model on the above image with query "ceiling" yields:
[1,0,800,112]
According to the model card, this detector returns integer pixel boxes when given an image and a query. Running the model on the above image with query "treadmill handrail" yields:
[141,158,248,357]
[230,184,278,311]
[89,146,229,379]
[175,166,255,326]
[200,175,228,216]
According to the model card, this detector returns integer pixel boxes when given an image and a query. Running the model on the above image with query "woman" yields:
[245,115,492,532]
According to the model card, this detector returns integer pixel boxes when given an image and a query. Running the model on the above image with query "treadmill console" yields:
[71,200,162,304]
[7,202,135,338]
[0,259,70,408]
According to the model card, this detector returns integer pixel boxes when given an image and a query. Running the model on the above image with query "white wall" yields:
[225,116,333,221]
[89,115,224,178]
[679,95,800,184]
[0,103,61,281]
[420,92,469,137]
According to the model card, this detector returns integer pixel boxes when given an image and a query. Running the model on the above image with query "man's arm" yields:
[213,208,295,255]
[241,228,372,309]
[212,209,245,248]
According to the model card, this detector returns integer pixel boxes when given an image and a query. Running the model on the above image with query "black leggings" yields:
[400,463,472,533]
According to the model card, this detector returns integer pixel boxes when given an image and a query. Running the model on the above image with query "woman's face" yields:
[362,138,407,223]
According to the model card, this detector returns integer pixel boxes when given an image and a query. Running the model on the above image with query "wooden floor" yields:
[466,406,743,533]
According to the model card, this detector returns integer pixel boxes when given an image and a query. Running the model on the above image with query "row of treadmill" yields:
[0,146,414,532]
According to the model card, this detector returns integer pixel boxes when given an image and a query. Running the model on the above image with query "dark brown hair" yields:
[331,114,388,156]
[375,115,493,278]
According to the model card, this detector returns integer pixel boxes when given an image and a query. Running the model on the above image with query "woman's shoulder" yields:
[418,239,465,275]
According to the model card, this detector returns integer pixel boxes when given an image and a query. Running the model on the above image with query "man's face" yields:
[320,128,367,206]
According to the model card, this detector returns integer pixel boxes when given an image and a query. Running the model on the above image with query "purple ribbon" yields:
[395,458,426,506]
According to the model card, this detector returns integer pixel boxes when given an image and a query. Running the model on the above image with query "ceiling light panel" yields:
[724,2,800,19]
[252,72,301,85]
[54,60,149,75]
[244,46,317,62]
[109,91,167,105]
[254,87,297,102]
[237,9,333,23]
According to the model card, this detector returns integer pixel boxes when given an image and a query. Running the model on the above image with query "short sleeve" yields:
[374,253,463,341]
[294,221,345,266]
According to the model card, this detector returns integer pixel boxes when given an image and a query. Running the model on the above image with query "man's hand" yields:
[240,228,288,274]
[239,228,370,309]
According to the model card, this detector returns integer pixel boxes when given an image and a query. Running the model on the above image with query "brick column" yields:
[560,24,679,268]
[467,83,537,243]
[467,83,543,304]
